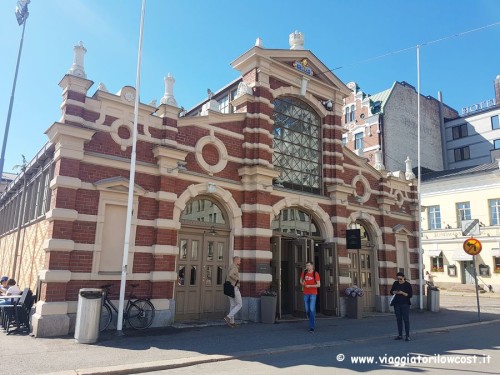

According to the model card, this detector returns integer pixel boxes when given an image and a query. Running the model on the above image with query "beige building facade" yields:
[421,162,500,291]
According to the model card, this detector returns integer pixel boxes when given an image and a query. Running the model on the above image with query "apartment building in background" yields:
[444,75,500,170]
[342,81,459,174]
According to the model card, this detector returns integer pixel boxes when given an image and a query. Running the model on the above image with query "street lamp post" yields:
[416,45,424,310]
[116,0,146,334]
[0,1,30,182]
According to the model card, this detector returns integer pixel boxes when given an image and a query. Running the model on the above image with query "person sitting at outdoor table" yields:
[0,276,8,295]
[0,279,21,306]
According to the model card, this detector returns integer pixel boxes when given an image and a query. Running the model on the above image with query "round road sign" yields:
[463,238,482,255]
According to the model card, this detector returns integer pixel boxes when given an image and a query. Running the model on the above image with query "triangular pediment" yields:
[93,176,146,195]
[231,47,351,97]
[392,224,412,235]
[272,53,341,86]
[342,147,382,179]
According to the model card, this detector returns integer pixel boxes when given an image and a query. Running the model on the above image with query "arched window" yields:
[273,97,322,194]
[272,208,321,237]
[348,222,371,246]
[350,105,355,122]
[181,197,227,226]
[344,106,350,123]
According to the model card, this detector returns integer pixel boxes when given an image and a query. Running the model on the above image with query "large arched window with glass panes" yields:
[272,96,322,194]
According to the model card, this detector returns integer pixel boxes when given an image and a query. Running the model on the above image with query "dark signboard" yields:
[346,229,361,249]
[257,263,270,274]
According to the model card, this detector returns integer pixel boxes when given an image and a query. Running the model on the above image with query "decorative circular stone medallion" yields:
[195,135,228,175]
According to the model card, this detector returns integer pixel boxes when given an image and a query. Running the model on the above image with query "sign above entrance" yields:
[293,59,313,76]
[463,238,482,255]
[346,229,361,249]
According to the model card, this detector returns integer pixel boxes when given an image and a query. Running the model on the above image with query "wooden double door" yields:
[175,231,229,321]
[347,246,376,312]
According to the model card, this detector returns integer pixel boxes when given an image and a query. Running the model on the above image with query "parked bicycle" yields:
[99,283,155,331]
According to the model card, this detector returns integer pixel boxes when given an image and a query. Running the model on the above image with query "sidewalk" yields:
[4,294,500,375]
[439,289,500,298]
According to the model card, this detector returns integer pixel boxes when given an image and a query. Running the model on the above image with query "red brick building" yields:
[0,32,420,337]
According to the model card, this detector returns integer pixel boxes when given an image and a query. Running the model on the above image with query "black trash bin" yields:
[346,297,363,319]
[74,288,103,344]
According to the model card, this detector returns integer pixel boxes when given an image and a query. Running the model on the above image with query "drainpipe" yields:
[438,91,448,170]
[378,114,385,168]
[334,243,340,317]
[12,156,28,280]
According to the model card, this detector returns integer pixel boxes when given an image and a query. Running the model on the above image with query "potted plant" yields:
[260,289,277,324]
[345,286,364,319]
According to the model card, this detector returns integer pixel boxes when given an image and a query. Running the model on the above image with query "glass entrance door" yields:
[292,238,312,316]
[319,243,337,315]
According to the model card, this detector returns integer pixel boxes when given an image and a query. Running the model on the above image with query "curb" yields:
[43,318,500,375]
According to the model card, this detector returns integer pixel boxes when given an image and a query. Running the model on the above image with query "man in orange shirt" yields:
[300,262,320,332]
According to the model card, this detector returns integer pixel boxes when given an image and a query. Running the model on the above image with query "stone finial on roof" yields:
[374,150,385,171]
[97,82,108,92]
[235,81,253,98]
[255,37,264,47]
[346,82,359,93]
[289,31,304,50]
[200,100,220,116]
[405,156,416,180]
[67,41,87,78]
[160,73,178,107]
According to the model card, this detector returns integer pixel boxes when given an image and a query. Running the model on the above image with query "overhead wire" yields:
[335,20,500,169]
[318,21,500,74]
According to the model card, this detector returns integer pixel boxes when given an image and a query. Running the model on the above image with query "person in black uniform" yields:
[390,271,413,341]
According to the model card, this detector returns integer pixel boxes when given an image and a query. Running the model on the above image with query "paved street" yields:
[145,321,498,375]
[1,292,498,374]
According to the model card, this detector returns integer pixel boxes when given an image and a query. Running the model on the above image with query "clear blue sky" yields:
[1,0,499,174]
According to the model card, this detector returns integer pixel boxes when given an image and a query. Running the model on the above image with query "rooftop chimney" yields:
[495,75,500,104]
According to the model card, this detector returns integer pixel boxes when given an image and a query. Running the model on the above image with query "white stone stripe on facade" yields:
[234,250,273,260]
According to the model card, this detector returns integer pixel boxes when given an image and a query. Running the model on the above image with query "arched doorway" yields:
[271,207,337,318]
[175,197,230,321]
[347,222,376,312]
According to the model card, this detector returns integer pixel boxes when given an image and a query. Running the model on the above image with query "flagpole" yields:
[117,0,146,334]
[417,45,424,310]
[0,3,29,184]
